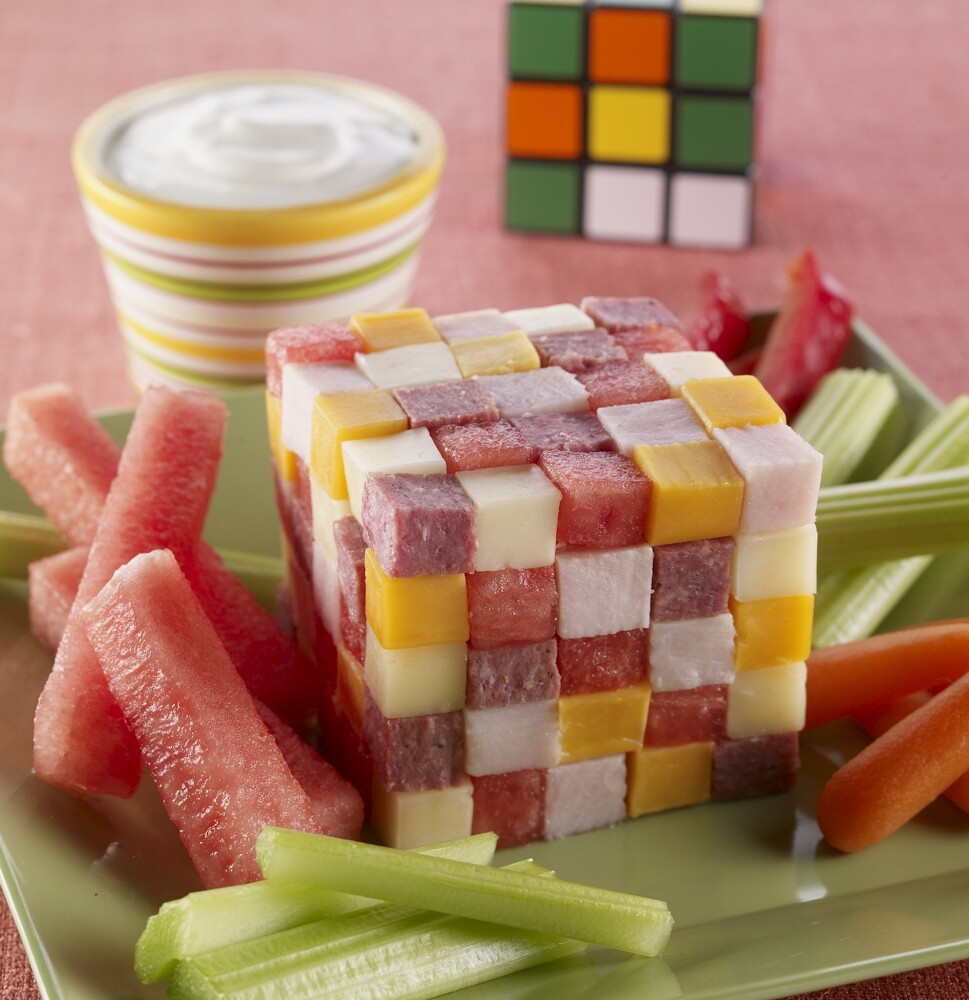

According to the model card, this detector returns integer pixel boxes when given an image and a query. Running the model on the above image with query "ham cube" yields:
[463,700,560,776]
[511,411,614,453]
[475,367,589,418]
[555,545,653,639]
[648,614,737,692]
[544,755,627,839]
[711,732,800,800]
[502,303,595,335]
[432,308,519,344]
[529,328,628,372]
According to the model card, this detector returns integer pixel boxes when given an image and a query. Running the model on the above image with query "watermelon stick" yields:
[136,833,499,984]
[168,862,586,1000]
[256,827,673,958]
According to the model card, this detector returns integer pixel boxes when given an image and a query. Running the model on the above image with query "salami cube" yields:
[539,450,651,548]
[466,640,560,709]
[360,473,476,578]
[650,537,735,622]
[394,379,500,429]
[333,516,367,628]
[580,295,682,334]
[711,732,800,800]
[530,328,627,372]
[364,692,465,791]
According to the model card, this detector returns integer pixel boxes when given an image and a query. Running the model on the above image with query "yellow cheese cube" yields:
[449,329,541,378]
[633,439,744,545]
[726,660,807,739]
[364,625,467,718]
[731,594,814,671]
[626,741,713,817]
[681,374,786,432]
[335,642,366,735]
[350,307,441,351]
[364,548,469,649]
[309,389,407,500]
[370,776,474,850]
[557,681,651,764]
[265,389,297,482]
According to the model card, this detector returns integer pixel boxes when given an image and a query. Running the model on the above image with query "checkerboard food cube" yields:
[266,294,820,849]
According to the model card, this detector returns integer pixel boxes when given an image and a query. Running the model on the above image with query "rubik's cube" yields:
[505,0,764,248]
[265,295,821,851]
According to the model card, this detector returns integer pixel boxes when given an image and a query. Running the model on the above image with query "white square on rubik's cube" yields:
[668,173,753,249]
[583,164,666,243]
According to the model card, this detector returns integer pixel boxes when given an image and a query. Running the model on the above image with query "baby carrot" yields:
[816,668,969,852]
[855,692,969,816]
[804,619,969,730]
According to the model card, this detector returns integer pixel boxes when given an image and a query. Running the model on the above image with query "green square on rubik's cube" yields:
[675,95,754,171]
[675,15,759,91]
[508,3,586,80]
[505,161,581,234]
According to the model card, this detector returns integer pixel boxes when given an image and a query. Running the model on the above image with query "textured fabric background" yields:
[3,2,969,997]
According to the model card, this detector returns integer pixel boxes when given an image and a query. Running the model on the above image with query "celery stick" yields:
[792,368,902,487]
[169,862,585,1000]
[255,827,673,957]
[816,467,969,571]
[136,832,498,983]
[812,395,969,645]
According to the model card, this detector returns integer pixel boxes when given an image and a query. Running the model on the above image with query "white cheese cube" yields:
[726,661,807,739]
[732,524,818,601]
[463,700,560,776]
[555,544,653,639]
[341,427,447,522]
[309,475,351,562]
[311,540,341,640]
[456,464,560,571]
[714,422,823,533]
[432,308,519,344]
[355,341,462,390]
[364,626,467,719]
[642,351,732,394]
[544,755,627,840]
[281,361,373,464]
[501,303,596,336]
[648,613,737,691]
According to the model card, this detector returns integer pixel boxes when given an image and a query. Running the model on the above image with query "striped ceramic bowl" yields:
[72,70,445,394]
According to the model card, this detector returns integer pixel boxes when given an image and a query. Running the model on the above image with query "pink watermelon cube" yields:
[429,419,537,472]
[264,322,364,398]
[80,548,327,887]
[471,768,546,849]
[466,565,557,649]
[32,386,228,798]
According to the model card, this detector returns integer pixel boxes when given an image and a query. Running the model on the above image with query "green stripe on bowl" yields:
[102,240,419,302]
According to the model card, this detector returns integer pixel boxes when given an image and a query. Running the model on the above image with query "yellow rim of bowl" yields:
[72,70,445,247]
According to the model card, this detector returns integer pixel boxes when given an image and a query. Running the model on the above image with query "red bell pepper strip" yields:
[683,270,750,362]
[753,249,853,419]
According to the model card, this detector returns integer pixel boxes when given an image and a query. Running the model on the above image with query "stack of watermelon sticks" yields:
[266,295,824,850]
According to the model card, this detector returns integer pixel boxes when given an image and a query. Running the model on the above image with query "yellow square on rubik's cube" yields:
[505,0,764,249]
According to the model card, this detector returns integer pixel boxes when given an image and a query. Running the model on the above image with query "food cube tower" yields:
[505,0,764,249]
[265,297,820,850]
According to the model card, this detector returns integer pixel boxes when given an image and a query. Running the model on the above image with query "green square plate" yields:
[3,317,969,1000]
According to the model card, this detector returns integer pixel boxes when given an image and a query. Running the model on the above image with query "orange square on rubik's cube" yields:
[507,81,583,160]
[588,7,671,86]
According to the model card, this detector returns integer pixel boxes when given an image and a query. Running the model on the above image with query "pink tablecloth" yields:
[3,2,969,997]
